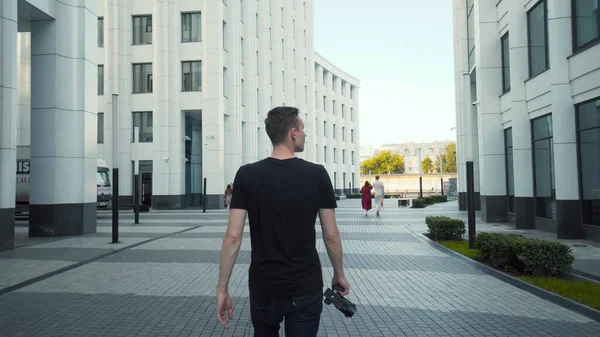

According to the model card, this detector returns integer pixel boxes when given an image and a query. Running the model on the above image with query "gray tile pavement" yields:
[0,200,599,336]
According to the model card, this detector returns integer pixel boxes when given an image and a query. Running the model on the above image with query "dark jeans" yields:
[250,291,323,337]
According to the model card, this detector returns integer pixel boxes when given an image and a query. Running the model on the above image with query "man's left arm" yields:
[217,208,247,293]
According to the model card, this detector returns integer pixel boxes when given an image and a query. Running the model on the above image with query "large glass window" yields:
[98,18,104,47]
[97,113,104,144]
[573,0,600,50]
[182,12,201,42]
[501,32,511,92]
[98,65,104,95]
[133,15,153,45]
[527,0,549,78]
[132,111,153,143]
[467,0,475,69]
[532,114,555,220]
[133,63,153,93]
[182,61,202,91]
[576,98,600,226]
[504,128,515,213]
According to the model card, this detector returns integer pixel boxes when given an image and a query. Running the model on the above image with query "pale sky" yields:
[313,0,457,148]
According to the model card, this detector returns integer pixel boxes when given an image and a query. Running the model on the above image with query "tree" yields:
[434,141,457,173]
[421,157,434,174]
[360,150,404,174]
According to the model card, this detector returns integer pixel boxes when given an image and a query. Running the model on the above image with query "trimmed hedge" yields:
[425,216,466,241]
[346,194,361,199]
[475,232,574,277]
[430,195,448,203]
[411,199,425,208]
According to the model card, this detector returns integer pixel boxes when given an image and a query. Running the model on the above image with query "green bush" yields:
[475,232,574,277]
[411,199,425,208]
[430,195,448,203]
[422,196,434,204]
[346,194,361,199]
[425,216,466,241]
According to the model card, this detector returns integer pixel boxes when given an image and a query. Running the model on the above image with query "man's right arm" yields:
[317,166,349,294]
[319,208,344,276]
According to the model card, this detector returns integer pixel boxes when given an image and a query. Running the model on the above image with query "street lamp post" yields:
[440,149,444,196]
[417,148,423,199]
[463,72,476,249]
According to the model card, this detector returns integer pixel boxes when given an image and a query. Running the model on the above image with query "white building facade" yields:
[379,141,451,174]
[0,0,360,251]
[452,0,600,241]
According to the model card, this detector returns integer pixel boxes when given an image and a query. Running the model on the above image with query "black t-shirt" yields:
[229,157,337,298]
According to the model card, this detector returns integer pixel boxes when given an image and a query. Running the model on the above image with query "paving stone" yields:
[1,201,599,336]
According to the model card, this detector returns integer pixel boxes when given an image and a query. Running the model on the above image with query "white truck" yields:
[15,146,112,213]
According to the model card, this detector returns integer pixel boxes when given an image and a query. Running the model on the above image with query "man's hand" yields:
[216,289,234,329]
[332,275,350,296]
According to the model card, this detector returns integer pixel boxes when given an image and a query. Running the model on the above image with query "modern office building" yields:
[452,0,600,241]
[0,0,360,252]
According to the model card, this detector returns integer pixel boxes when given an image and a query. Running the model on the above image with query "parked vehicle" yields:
[15,146,112,213]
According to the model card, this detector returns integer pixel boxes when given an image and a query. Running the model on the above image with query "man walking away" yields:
[216,106,350,337]
[373,175,385,217]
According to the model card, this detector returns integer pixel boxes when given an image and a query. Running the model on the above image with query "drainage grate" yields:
[571,244,588,248]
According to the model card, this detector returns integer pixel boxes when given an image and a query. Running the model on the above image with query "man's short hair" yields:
[264,106,300,145]
[375,175,380,179]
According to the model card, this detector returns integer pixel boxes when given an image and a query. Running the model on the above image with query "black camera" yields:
[323,284,357,318]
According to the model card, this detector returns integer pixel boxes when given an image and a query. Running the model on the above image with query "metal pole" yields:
[418,148,423,198]
[133,126,140,224]
[440,152,444,195]
[467,161,476,248]
[202,177,207,213]
[111,94,120,243]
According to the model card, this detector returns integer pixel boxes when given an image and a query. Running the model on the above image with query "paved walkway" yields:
[0,200,599,336]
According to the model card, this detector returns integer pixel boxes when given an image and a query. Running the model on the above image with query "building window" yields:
[501,32,510,93]
[323,121,327,137]
[256,13,259,37]
[333,124,336,139]
[133,15,153,45]
[333,148,337,163]
[305,85,308,103]
[342,126,346,141]
[467,0,475,69]
[223,21,228,51]
[323,96,326,111]
[132,111,153,142]
[351,151,355,165]
[342,149,346,164]
[223,67,228,97]
[573,0,600,51]
[182,61,202,91]
[98,18,104,47]
[351,129,354,143]
[324,146,327,162]
[504,128,515,213]
[576,97,600,226]
[256,51,259,75]
[133,63,153,93]
[182,12,201,42]
[241,37,244,64]
[527,0,549,78]
[531,114,555,220]
[98,113,104,143]
[98,65,104,95]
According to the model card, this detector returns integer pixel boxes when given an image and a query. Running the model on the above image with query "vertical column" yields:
[548,1,582,239]
[29,0,98,236]
[474,0,507,222]
[508,1,535,229]
[452,0,468,210]
[202,0,226,208]
[17,33,31,146]
[224,0,242,187]
[152,0,185,209]
[105,0,133,207]
[0,0,18,251]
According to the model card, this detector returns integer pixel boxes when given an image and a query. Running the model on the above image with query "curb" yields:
[0,224,204,297]
[418,233,600,323]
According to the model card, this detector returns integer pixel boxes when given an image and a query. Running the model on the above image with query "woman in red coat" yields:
[360,181,373,217]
